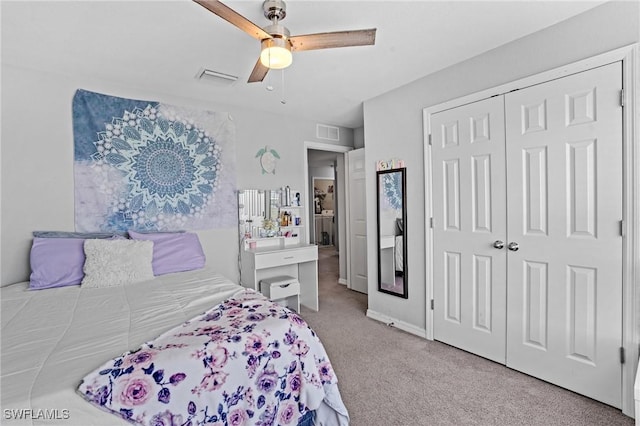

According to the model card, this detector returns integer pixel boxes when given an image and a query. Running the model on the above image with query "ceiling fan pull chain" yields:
[266,70,274,91]
[281,69,287,104]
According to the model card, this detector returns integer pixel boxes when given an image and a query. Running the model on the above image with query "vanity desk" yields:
[240,243,319,311]
[238,188,319,311]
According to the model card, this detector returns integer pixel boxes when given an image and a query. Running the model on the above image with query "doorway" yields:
[312,177,335,246]
[304,143,351,288]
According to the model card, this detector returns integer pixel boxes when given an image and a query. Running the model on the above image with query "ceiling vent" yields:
[196,68,238,86]
[316,124,340,141]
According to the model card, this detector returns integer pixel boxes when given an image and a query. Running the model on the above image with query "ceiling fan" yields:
[193,0,377,83]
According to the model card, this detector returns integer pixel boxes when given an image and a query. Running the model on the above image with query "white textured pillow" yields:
[82,239,154,288]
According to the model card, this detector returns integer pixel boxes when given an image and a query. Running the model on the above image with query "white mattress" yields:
[1,268,243,425]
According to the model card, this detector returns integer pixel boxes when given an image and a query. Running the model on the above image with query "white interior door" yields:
[504,62,623,407]
[346,149,368,294]
[430,62,623,408]
[431,96,508,363]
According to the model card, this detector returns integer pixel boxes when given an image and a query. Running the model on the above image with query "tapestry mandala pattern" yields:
[73,89,237,232]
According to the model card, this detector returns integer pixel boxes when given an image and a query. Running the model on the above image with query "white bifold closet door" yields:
[431,61,623,407]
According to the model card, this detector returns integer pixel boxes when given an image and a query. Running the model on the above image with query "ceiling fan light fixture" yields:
[260,37,292,69]
[193,0,376,83]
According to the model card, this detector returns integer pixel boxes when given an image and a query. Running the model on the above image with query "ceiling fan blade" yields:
[193,0,272,41]
[289,28,376,52]
[248,58,270,83]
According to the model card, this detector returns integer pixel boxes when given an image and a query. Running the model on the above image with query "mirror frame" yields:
[376,167,408,298]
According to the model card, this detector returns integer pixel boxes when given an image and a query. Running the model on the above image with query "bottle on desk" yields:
[282,212,291,227]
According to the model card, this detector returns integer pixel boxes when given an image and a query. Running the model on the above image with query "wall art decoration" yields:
[376,158,405,171]
[255,145,280,174]
[73,89,237,232]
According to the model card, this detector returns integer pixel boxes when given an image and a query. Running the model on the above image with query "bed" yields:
[1,267,349,425]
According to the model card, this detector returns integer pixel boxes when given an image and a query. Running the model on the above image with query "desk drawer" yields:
[254,247,317,269]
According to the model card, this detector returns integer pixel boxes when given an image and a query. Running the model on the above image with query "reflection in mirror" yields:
[237,189,287,240]
[269,190,281,221]
[238,189,267,239]
[238,188,305,250]
[377,168,408,298]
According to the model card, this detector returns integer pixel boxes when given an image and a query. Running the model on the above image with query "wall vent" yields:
[196,68,238,86]
[316,124,340,141]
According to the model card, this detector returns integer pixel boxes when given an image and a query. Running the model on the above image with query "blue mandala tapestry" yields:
[73,89,237,232]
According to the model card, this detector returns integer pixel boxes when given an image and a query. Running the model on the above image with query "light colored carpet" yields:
[300,247,633,426]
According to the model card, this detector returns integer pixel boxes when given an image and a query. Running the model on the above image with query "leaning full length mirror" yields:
[377,168,408,298]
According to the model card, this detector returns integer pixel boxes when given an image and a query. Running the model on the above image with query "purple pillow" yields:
[127,230,206,276]
[29,237,86,290]
[29,234,125,290]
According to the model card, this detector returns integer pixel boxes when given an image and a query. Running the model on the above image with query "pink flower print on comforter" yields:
[78,289,338,426]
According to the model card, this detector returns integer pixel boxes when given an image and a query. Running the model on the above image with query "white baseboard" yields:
[338,278,347,286]
[366,309,427,339]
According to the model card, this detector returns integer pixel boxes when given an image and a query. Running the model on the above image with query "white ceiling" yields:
[2,0,606,129]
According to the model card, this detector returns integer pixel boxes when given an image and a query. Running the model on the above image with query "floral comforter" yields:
[78,289,347,426]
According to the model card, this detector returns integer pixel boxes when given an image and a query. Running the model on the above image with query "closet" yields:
[430,62,623,407]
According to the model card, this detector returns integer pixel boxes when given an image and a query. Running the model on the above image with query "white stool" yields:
[260,275,300,312]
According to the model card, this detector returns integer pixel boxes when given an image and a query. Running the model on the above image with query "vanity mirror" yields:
[238,189,268,239]
[376,168,408,298]
[238,188,305,248]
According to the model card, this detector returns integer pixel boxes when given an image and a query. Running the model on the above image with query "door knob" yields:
[493,240,505,249]
[508,242,519,251]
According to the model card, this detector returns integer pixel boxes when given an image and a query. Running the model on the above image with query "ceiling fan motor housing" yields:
[263,0,286,22]
[263,23,290,39]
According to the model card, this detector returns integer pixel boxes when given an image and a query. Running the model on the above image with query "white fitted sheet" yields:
[1,268,243,425]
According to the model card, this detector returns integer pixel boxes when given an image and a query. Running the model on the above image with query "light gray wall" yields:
[354,127,365,149]
[363,1,639,331]
[1,65,353,285]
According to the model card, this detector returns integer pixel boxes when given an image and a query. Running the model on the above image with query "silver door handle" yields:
[508,242,519,251]
[493,240,505,249]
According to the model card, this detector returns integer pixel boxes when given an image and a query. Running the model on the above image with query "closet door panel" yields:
[431,96,507,364]
[522,146,548,236]
[505,62,623,408]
